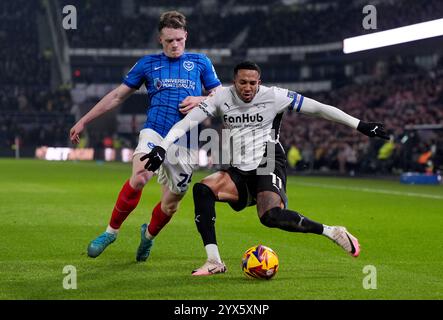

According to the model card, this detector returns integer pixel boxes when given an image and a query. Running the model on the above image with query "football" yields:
[241,245,279,280]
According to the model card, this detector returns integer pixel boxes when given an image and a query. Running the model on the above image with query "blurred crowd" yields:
[61,0,443,48]
[280,66,443,174]
[0,87,74,156]
[63,0,157,48]
[0,1,74,156]
[0,1,50,85]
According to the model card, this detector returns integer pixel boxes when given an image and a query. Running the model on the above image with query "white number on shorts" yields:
[270,172,282,190]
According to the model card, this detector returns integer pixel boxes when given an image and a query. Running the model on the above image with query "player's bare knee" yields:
[161,201,178,216]
[260,207,281,228]
[131,172,151,189]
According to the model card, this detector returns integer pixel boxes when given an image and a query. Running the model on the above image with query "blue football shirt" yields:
[123,52,221,137]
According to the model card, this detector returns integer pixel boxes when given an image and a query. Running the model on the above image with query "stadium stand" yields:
[59,0,443,49]
[0,0,74,157]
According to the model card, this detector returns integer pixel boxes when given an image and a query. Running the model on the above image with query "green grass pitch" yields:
[1,159,442,300]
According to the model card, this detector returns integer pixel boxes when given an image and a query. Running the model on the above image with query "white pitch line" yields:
[291,182,443,200]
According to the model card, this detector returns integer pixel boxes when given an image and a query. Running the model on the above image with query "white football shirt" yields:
[162,85,304,171]
[199,85,303,170]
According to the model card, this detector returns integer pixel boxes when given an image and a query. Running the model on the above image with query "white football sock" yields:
[322,225,334,238]
[106,225,119,235]
[144,228,155,240]
[205,244,222,263]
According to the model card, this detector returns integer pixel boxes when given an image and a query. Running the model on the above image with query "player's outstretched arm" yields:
[141,103,212,171]
[299,97,389,140]
[69,84,136,144]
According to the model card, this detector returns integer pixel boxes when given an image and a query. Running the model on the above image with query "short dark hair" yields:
[234,61,261,77]
[158,11,187,32]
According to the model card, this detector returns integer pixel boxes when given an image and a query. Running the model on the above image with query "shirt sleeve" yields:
[122,59,145,89]
[299,97,360,129]
[200,55,222,91]
[272,87,305,113]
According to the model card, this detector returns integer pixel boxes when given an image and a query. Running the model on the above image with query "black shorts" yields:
[223,142,288,212]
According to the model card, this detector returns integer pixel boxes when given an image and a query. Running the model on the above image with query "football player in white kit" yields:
[142,61,389,276]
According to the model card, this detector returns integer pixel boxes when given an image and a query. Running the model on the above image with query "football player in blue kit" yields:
[69,11,221,261]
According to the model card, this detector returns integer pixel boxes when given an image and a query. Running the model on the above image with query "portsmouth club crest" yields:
[154,78,162,90]
[183,61,194,71]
